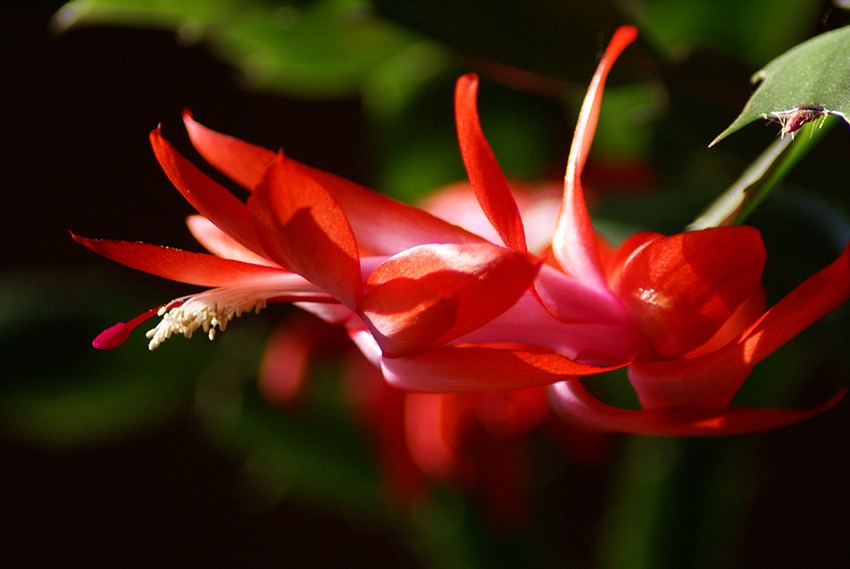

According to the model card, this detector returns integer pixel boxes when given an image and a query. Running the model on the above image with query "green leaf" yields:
[691,117,835,228]
[372,0,629,83]
[713,25,850,145]
[194,356,385,518]
[54,0,425,98]
[627,0,820,66]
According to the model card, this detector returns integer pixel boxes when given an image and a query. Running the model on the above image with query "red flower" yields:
[78,26,849,436]
[343,352,550,528]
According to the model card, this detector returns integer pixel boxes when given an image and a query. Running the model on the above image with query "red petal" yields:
[737,242,850,364]
[258,317,322,405]
[550,380,845,436]
[185,113,483,254]
[618,226,765,357]
[359,243,540,356]
[380,345,626,392]
[183,110,276,191]
[72,234,284,286]
[250,155,363,308]
[552,26,638,291]
[605,231,663,291]
[404,393,468,479]
[454,74,527,252]
[628,355,754,411]
[285,159,485,255]
[150,127,266,255]
[628,243,850,410]
[342,356,429,502]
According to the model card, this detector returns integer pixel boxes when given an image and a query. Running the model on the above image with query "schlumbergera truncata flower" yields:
[76,25,850,436]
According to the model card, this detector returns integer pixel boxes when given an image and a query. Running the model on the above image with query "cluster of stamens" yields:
[146,294,267,350]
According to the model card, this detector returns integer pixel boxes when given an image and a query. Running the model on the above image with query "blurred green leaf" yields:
[713,26,850,144]
[0,269,203,448]
[626,0,821,65]
[195,362,385,518]
[54,0,427,98]
[592,81,666,160]
[52,0,236,29]
[372,0,629,83]
[1,368,190,448]
[691,117,835,228]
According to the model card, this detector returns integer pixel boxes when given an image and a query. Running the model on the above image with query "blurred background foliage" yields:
[3,0,849,567]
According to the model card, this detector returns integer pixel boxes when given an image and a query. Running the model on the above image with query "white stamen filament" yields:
[144,273,328,350]
[146,288,268,350]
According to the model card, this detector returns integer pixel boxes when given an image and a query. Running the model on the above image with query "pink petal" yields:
[294,301,356,325]
[618,226,766,357]
[250,155,363,308]
[455,292,640,366]
[552,26,638,291]
[358,243,540,356]
[534,263,633,324]
[550,380,845,436]
[380,346,627,392]
[150,127,266,255]
[348,327,384,367]
[185,215,278,266]
[183,110,277,191]
[419,182,561,253]
[72,234,286,286]
[454,74,527,252]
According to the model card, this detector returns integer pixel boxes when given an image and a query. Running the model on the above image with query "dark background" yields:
[2,3,849,569]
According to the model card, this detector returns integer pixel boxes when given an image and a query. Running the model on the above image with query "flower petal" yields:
[342,355,429,502]
[404,393,468,479]
[185,113,483,254]
[618,226,766,357]
[628,355,754,411]
[72,234,287,286]
[455,74,527,252]
[185,215,278,266]
[285,158,485,255]
[455,292,641,366]
[150,127,266,255]
[381,346,626,392]
[738,242,850,364]
[359,243,541,356]
[183,110,277,191]
[628,243,850,410]
[250,155,363,308]
[552,25,638,291]
[550,380,845,436]
[534,263,634,324]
